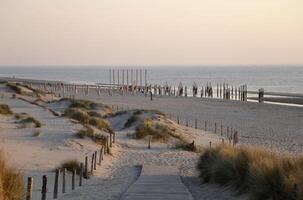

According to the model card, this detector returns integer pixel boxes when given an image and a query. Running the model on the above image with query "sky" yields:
[0,0,303,66]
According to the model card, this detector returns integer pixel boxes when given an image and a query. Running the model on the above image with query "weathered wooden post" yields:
[113,132,116,143]
[110,133,113,147]
[215,123,217,134]
[148,135,152,149]
[79,163,83,186]
[62,168,66,193]
[177,116,180,124]
[107,136,110,153]
[72,169,76,190]
[41,175,47,200]
[91,154,94,174]
[150,91,153,101]
[84,156,88,179]
[98,147,103,166]
[220,123,223,136]
[258,88,264,103]
[53,170,60,199]
[26,177,33,200]
[222,138,224,144]
[209,141,212,148]
[195,119,197,129]
[217,83,219,97]
[94,151,97,170]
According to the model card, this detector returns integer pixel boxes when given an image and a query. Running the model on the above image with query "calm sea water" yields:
[0,66,303,93]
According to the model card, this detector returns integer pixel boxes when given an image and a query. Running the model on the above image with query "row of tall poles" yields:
[109,69,147,87]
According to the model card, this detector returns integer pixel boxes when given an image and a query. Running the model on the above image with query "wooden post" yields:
[215,123,217,134]
[53,170,60,199]
[177,116,180,124]
[148,135,152,149]
[209,141,212,148]
[150,91,153,101]
[186,119,188,127]
[91,154,94,174]
[195,119,197,129]
[84,156,88,179]
[72,169,76,190]
[222,138,224,144]
[99,148,102,165]
[26,177,33,200]
[94,151,97,170]
[79,163,83,186]
[41,175,47,200]
[110,133,113,147]
[107,136,110,154]
[221,123,223,136]
[113,132,116,143]
[62,168,66,193]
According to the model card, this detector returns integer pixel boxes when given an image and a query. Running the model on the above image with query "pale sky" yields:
[0,0,303,66]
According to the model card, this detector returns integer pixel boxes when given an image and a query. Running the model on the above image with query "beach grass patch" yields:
[58,160,81,174]
[19,117,42,128]
[0,104,13,115]
[64,108,90,123]
[197,144,303,199]
[0,151,24,200]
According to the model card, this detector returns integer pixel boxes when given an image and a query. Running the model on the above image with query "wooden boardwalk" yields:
[121,165,194,200]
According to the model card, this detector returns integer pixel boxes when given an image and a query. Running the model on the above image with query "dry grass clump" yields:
[76,126,107,146]
[0,151,24,200]
[64,108,90,123]
[0,104,13,115]
[175,141,199,152]
[57,160,81,174]
[88,117,113,134]
[19,117,42,128]
[197,144,303,199]
[135,119,172,142]
[69,99,112,113]
[6,83,22,94]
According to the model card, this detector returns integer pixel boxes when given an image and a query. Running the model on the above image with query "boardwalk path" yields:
[121,165,194,200]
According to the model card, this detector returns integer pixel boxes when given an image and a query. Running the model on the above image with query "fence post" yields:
[215,123,217,134]
[41,175,47,200]
[26,177,33,200]
[209,141,212,148]
[94,151,97,170]
[99,147,102,165]
[258,88,264,103]
[195,119,197,129]
[113,132,116,143]
[85,156,88,179]
[91,154,94,174]
[110,134,113,147]
[107,136,110,153]
[79,163,83,186]
[53,170,60,199]
[177,116,180,124]
[221,123,223,136]
[148,135,152,149]
[72,169,76,190]
[186,119,188,127]
[62,168,66,193]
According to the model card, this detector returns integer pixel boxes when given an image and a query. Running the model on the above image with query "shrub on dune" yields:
[0,104,13,115]
[19,117,42,128]
[197,144,303,199]
[88,117,113,134]
[135,119,171,142]
[64,108,90,123]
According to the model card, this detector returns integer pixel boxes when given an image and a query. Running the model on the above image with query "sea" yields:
[0,66,303,94]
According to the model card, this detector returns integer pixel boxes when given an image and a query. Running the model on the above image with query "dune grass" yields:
[0,151,24,200]
[0,104,13,116]
[197,144,303,200]
[135,119,172,142]
[76,126,107,146]
[88,117,113,134]
[19,117,42,128]
[6,83,22,95]
[64,108,90,123]
[58,160,81,174]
